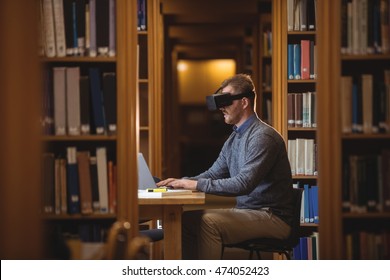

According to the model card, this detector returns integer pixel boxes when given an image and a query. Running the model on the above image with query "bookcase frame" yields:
[39,0,140,254]
[317,0,390,259]
[272,0,320,258]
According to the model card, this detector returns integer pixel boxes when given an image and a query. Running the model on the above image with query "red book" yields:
[301,40,310,80]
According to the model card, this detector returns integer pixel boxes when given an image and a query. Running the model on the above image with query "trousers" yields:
[182,208,291,259]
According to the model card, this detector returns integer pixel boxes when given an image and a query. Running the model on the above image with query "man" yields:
[157,73,293,259]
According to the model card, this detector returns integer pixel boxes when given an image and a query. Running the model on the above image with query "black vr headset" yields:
[206,88,255,111]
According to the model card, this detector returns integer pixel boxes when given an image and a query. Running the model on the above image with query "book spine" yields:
[42,0,56,57]
[89,0,97,57]
[109,0,116,57]
[52,0,66,57]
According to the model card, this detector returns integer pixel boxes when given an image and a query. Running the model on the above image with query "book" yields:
[293,44,301,79]
[66,147,80,214]
[138,189,193,198]
[304,138,314,175]
[76,0,87,55]
[66,67,81,135]
[53,67,67,135]
[288,139,296,175]
[52,0,66,57]
[311,185,319,224]
[96,0,109,56]
[89,156,100,212]
[96,147,109,213]
[108,0,116,57]
[287,93,295,127]
[89,67,106,134]
[287,44,294,79]
[300,40,310,80]
[287,0,294,31]
[89,0,97,57]
[42,153,55,214]
[59,158,67,214]
[42,0,56,57]
[63,0,75,55]
[77,151,93,214]
[79,76,91,135]
[102,72,117,134]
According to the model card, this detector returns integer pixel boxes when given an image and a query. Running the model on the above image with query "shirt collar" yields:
[233,113,257,135]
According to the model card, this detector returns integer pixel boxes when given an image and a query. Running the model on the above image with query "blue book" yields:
[299,237,308,260]
[308,186,314,223]
[72,2,78,55]
[89,68,106,135]
[66,147,80,214]
[288,44,294,79]
[303,184,310,223]
[293,243,301,260]
[311,185,319,224]
[293,44,301,79]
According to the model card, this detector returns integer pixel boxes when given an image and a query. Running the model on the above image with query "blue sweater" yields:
[191,115,294,226]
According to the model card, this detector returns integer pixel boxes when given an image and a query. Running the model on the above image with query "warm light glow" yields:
[177,59,236,104]
[177,61,188,72]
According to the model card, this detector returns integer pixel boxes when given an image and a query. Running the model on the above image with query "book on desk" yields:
[138,189,192,198]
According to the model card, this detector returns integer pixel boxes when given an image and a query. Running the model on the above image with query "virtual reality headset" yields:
[206,90,255,111]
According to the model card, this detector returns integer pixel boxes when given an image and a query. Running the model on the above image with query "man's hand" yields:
[156,178,197,191]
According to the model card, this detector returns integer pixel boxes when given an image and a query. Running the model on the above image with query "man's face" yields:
[219,85,245,125]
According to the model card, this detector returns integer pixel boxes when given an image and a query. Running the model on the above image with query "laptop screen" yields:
[137,153,157,190]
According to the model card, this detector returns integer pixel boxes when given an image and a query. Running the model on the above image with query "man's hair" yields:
[220,73,256,108]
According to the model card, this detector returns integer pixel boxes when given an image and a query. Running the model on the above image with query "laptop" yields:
[137,153,192,197]
[137,153,157,190]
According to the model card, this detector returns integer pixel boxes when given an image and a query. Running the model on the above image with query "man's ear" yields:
[241,97,250,109]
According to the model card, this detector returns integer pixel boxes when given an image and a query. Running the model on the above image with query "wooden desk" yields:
[138,192,205,260]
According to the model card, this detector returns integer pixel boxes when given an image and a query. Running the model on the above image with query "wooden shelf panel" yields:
[288,31,316,35]
[343,213,390,219]
[342,133,390,140]
[341,54,390,61]
[43,214,117,220]
[287,79,317,84]
[293,175,317,180]
[288,127,317,132]
[41,56,116,63]
[42,135,117,141]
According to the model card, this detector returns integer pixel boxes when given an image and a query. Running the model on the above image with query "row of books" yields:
[292,233,320,260]
[287,0,317,32]
[287,41,317,80]
[288,138,318,176]
[262,30,272,57]
[341,0,390,55]
[39,0,116,58]
[340,71,390,134]
[42,67,117,136]
[42,146,116,215]
[64,224,108,259]
[345,230,390,259]
[294,184,319,224]
[342,151,390,213]
[262,63,272,91]
[137,0,147,31]
[288,91,317,128]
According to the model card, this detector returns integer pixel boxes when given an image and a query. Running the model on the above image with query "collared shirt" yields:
[233,113,257,136]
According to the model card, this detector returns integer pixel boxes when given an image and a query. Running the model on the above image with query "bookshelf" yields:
[273,0,319,259]
[317,0,390,259]
[258,12,273,124]
[38,0,140,258]
[137,0,163,176]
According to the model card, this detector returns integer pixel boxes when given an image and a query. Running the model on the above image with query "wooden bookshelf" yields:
[38,0,140,258]
[137,0,163,176]
[273,0,319,259]
[317,0,390,259]
[258,12,273,125]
